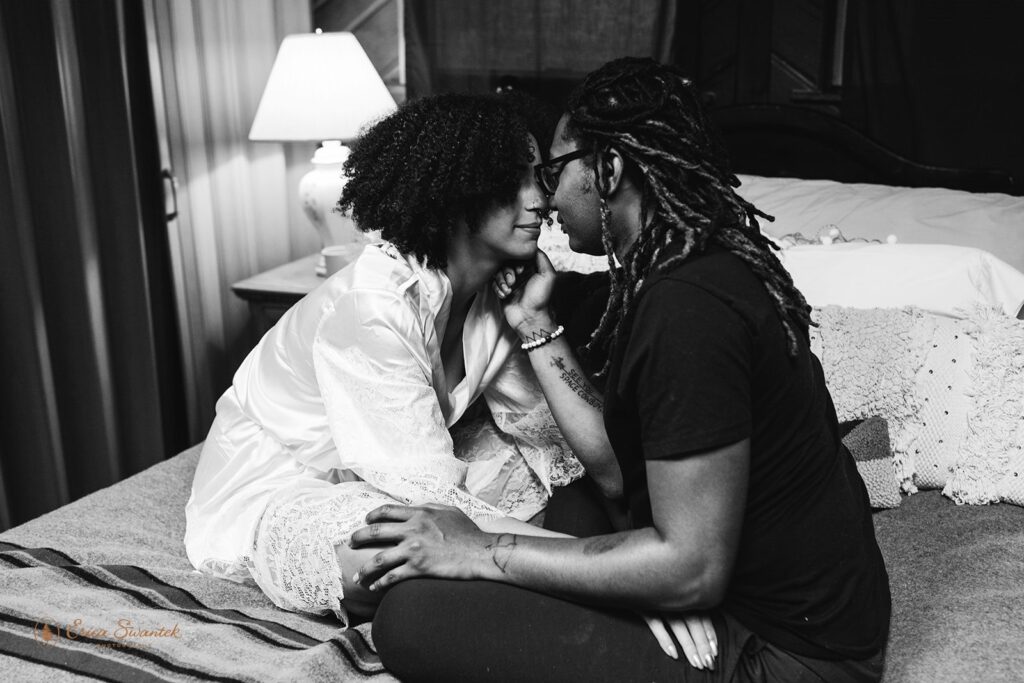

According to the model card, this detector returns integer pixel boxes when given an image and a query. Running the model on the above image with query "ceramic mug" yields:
[321,242,366,276]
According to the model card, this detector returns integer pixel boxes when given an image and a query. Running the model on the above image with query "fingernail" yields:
[352,573,360,583]
[666,645,678,660]
[689,655,702,670]
[705,654,715,670]
[711,640,718,657]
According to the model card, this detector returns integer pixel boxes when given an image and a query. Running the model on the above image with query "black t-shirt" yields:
[600,246,891,661]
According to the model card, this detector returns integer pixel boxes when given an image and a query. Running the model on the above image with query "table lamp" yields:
[249,31,397,275]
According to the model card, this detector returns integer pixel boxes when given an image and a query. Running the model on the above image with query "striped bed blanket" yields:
[0,445,397,682]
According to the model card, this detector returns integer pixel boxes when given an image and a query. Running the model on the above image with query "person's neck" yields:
[609,186,644,263]
[445,237,498,313]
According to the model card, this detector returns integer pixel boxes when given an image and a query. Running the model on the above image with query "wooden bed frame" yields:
[711,104,1019,194]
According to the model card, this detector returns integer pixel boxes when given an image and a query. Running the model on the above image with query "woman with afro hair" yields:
[184,93,619,624]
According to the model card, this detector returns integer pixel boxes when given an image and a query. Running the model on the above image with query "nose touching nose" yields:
[528,185,551,213]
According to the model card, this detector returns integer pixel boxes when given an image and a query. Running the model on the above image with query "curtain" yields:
[841,1,917,158]
[0,0,314,529]
[144,0,315,443]
[0,0,187,528]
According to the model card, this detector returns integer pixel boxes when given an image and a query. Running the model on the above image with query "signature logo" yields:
[32,617,62,646]
[32,617,182,648]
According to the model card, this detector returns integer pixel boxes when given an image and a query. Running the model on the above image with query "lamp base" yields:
[299,141,367,276]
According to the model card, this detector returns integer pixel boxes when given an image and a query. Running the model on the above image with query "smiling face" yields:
[472,134,549,263]
[547,114,605,256]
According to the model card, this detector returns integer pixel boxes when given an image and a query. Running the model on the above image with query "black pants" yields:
[371,480,885,683]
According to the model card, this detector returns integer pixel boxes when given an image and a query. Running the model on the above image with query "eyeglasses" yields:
[534,149,589,197]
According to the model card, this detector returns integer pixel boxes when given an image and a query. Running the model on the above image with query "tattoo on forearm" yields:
[486,533,518,574]
[582,534,628,556]
[550,356,603,409]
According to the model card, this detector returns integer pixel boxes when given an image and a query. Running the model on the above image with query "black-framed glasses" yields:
[534,149,590,197]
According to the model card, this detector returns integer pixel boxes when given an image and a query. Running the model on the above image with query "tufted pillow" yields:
[813,305,1024,506]
[810,306,930,492]
[910,316,972,490]
[942,309,1024,506]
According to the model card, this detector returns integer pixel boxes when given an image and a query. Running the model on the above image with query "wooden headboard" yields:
[710,104,1019,195]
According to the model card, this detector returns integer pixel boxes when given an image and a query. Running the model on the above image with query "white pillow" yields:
[736,174,1024,276]
[778,243,1024,318]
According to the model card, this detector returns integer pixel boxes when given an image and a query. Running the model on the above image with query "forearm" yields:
[477,515,572,539]
[474,528,714,612]
[514,312,621,498]
[353,444,746,618]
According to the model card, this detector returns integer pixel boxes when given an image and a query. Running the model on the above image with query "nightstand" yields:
[232,254,322,336]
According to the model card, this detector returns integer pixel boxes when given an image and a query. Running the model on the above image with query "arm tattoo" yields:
[486,533,518,574]
[520,327,556,344]
[582,534,628,556]
[550,356,604,410]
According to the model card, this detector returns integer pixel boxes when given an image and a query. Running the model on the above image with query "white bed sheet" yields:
[736,175,1024,274]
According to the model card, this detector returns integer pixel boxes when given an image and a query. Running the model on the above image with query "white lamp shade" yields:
[249,32,397,143]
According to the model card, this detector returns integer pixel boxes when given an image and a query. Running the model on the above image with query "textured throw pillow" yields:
[814,304,1024,507]
[909,315,972,490]
[942,308,1024,506]
[840,417,902,509]
[810,306,931,492]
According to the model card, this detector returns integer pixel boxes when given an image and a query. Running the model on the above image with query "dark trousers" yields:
[371,480,885,683]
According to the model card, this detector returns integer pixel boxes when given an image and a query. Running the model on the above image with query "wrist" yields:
[479,532,519,582]
[513,311,557,340]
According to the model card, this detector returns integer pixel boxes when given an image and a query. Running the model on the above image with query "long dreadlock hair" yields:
[566,57,815,376]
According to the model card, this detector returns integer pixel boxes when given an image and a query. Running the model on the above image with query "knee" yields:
[372,579,444,679]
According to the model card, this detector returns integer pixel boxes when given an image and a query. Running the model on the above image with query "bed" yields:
[2,104,1023,682]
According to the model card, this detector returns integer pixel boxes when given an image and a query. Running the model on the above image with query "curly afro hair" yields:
[338,92,554,268]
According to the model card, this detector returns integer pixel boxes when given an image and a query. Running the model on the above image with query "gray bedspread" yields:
[1,445,1022,681]
[872,487,1024,683]
[0,446,395,682]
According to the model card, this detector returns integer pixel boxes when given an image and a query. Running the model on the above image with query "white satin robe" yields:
[184,243,581,621]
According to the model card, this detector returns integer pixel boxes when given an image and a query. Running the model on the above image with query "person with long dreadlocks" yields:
[352,58,891,683]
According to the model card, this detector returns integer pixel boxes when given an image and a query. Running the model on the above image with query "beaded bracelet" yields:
[520,324,565,352]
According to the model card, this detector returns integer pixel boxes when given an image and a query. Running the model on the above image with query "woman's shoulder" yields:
[314,242,448,326]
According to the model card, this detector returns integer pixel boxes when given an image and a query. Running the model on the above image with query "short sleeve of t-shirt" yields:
[621,278,754,459]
